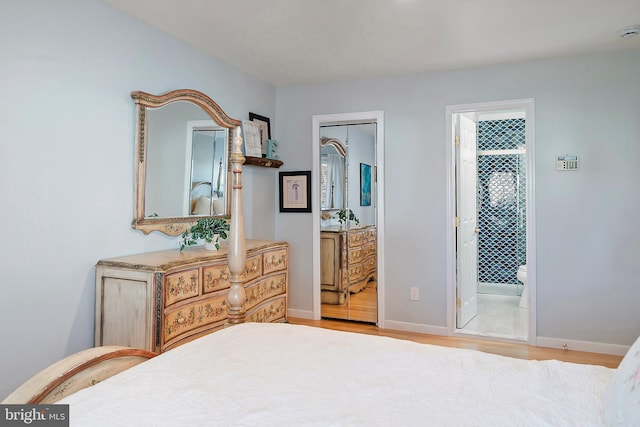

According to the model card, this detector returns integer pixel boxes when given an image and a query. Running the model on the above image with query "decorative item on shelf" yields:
[336,208,360,228]
[249,112,271,158]
[241,120,262,158]
[180,217,230,251]
[267,139,279,160]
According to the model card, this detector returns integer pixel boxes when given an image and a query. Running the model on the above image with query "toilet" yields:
[517,265,528,309]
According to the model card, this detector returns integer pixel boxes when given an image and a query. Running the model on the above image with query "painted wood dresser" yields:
[95,240,288,353]
[320,225,376,304]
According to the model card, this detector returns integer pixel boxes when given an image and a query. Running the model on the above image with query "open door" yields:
[456,114,478,328]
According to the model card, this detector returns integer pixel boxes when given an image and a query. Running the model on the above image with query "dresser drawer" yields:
[163,294,228,342]
[348,246,364,263]
[244,272,287,311]
[165,269,200,306]
[364,242,376,257]
[347,262,366,282]
[348,231,365,247]
[365,228,376,243]
[263,248,287,274]
[363,255,376,272]
[243,254,263,282]
[246,295,286,323]
[202,264,230,293]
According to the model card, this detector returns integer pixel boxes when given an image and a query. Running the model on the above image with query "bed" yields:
[4,126,639,426]
[4,322,640,426]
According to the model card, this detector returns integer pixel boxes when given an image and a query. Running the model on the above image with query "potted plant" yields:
[336,208,360,228]
[180,217,230,251]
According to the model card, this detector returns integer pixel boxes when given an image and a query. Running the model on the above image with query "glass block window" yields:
[477,119,526,285]
[478,119,525,150]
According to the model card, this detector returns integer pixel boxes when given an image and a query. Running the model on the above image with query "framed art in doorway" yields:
[360,163,371,206]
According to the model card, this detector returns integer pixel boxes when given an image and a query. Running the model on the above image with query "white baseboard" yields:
[287,310,629,357]
[382,320,448,336]
[287,308,314,320]
[536,336,629,356]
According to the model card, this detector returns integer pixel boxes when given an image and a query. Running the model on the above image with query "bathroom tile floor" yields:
[458,293,528,341]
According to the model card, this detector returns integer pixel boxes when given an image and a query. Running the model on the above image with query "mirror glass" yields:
[145,102,229,218]
[320,137,346,211]
[132,89,240,236]
[189,127,228,216]
[320,123,378,323]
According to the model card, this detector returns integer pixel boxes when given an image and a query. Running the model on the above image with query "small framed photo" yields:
[242,120,262,157]
[249,112,271,157]
[279,171,312,213]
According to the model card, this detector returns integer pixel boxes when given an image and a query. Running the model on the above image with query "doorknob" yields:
[474,227,480,234]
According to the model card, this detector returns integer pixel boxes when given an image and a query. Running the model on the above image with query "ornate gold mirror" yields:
[131,89,241,235]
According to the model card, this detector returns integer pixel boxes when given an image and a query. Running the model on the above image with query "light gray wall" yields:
[0,0,277,399]
[276,48,640,344]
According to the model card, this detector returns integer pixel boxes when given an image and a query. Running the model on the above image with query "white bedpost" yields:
[226,126,247,324]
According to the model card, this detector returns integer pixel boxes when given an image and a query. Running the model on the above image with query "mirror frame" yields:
[320,137,346,157]
[320,137,346,212]
[131,89,241,236]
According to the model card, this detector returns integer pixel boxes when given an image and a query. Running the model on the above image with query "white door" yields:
[456,114,478,328]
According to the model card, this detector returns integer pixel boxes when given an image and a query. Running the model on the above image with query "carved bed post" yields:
[226,127,247,324]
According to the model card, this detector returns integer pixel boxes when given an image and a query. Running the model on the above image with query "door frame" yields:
[312,111,385,327]
[445,99,536,345]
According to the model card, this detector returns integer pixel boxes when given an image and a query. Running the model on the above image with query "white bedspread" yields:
[60,323,614,426]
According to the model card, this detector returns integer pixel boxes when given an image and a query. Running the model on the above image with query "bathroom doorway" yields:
[312,112,385,326]
[446,99,536,344]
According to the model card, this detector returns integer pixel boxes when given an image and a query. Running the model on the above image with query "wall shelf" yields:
[244,156,283,168]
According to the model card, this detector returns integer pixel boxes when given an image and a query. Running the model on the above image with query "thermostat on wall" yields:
[556,155,579,171]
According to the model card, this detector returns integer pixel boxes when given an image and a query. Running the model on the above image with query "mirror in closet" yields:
[320,123,377,323]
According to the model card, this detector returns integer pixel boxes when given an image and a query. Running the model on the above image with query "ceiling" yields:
[100,0,640,87]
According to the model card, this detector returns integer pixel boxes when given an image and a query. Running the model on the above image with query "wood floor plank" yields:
[288,317,623,368]
[321,286,377,323]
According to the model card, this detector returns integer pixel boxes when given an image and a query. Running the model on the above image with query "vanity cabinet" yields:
[320,225,376,304]
[95,240,288,353]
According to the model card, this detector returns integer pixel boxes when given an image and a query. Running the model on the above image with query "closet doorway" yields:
[446,99,536,344]
[312,112,385,326]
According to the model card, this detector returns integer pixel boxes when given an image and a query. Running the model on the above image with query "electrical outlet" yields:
[410,287,419,301]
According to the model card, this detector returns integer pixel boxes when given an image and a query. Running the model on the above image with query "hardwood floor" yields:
[321,282,377,323]
[288,317,623,368]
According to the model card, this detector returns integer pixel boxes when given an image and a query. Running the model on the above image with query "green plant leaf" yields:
[179,217,231,251]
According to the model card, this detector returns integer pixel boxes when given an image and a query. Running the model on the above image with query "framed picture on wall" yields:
[249,112,271,157]
[360,163,371,206]
[279,171,312,213]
